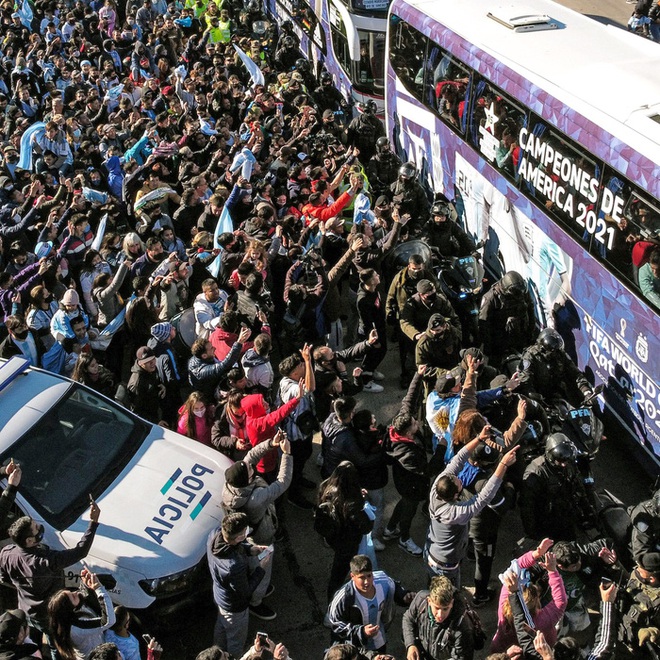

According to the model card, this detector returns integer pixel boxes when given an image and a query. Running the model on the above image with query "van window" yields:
[3,385,149,530]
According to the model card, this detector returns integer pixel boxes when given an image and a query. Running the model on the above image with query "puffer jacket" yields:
[187,341,242,397]
[222,440,292,544]
[242,393,299,474]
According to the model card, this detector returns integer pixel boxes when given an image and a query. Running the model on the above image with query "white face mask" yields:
[193,408,206,418]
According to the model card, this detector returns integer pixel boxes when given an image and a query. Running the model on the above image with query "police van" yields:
[0,357,232,613]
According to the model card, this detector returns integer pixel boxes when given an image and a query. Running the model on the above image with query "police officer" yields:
[391,162,430,233]
[520,433,596,542]
[424,201,475,258]
[345,100,385,162]
[313,71,349,115]
[386,256,437,387]
[479,271,537,368]
[415,313,461,396]
[630,490,660,563]
[517,328,593,406]
[618,553,660,658]
[366,137,402,198]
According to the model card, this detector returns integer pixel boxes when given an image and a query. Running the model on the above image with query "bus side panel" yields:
[389,85,660,466]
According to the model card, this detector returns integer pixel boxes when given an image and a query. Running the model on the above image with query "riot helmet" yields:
[537,328,564,355]
[431,201,451,219]
[295,58,310,73]
[358,100,377,114]
[399,161,416,181]
[376,136,390,153]
[320,71,332,85]
[545,433,577,468]
[501,271,527,298]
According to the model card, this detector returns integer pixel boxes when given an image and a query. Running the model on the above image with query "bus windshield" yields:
[3,386,149,530]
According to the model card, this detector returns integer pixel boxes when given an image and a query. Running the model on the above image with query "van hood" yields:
[61,426,231,582]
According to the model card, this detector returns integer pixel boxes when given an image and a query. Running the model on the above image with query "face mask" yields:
[45,295,55,304]
[193,408,206,418]
[13,330,28,341]
[424,293,437,304]
[73,129,82,138]
[35,524,45,543]
[6,155,18,164]
[409,270,422,280]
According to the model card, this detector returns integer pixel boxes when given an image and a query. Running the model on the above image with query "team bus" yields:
[385,0,660,471]
[263,0,388,109]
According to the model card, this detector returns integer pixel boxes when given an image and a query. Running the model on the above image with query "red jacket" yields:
[301,191,353,222]
[242,393,300,473]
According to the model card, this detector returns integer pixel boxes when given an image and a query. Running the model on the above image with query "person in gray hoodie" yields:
[425,435,518,588]
[222,430,292,622]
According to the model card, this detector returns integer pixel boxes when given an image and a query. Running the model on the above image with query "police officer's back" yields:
[630,491,660,564]
[390,162,430,233]
[366,137,401,197]
[518,328,592,405]
[520,433,595,542]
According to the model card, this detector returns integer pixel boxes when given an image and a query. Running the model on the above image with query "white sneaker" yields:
[372,538,386,552]
[363,381,384,393]
[372,371,385,381]
[399,537,423,556]
[382,526,400,540]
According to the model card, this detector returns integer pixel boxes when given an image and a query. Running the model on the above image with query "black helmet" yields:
[295,58,309,72]
[358,99,377,114]
[501,271,526,297]
[537,328,564,355]
[472,442,500,468]
[376,136,390,152]
[320,71,332,85]
[282,36,295,49]
[399,161,416,180]
[545,433,577,468]
[431,201,451,218]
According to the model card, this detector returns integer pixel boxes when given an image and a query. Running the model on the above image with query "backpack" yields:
[313,501,340,543]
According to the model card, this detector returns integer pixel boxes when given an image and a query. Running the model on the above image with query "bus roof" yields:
[394,0,660,164]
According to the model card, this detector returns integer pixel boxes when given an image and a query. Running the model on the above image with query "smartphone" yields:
[88,493,95,504]
[257,632,268,646]
[257,545,273,561]
[142,634,153,645]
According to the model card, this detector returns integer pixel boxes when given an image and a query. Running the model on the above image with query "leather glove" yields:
[638,627,660,646]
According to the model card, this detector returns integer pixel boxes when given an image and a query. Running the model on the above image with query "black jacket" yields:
[402,590,474,660]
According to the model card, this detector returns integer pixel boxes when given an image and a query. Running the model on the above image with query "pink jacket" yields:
[177,408,214,447]
[490,550,567,652]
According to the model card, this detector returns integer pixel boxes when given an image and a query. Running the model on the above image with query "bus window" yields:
[469,76,527,181]
[599,170,660,297]
[425,44,470,135]
[519,116,600,250]
[389,15,427,102]
[357,30,386,93]
[330,5,352,79]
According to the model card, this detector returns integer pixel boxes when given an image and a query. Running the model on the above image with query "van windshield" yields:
[3,385,149,530]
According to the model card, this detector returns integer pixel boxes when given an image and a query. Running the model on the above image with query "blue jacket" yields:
[188,341,242,397]
[206,528,264,613]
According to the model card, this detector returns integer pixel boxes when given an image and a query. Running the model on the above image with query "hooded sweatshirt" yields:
[242,393,300,474]
[206,529,264,613]
[241,348,273,391]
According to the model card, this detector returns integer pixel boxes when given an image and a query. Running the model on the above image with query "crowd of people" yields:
[0,0,659,659]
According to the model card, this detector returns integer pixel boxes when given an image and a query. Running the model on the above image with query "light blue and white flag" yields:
[18,0,33,29]
[232,44,265,88]
[353,192,376,226]
[207,205,234,278]
[18,121,45,171]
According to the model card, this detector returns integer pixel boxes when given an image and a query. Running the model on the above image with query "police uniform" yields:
[391,178,430,231]
[366,150,402,197]
[630,496,660,563]
[619,554,660,657]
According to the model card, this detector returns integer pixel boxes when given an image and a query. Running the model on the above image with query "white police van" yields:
[0,356,231,614]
